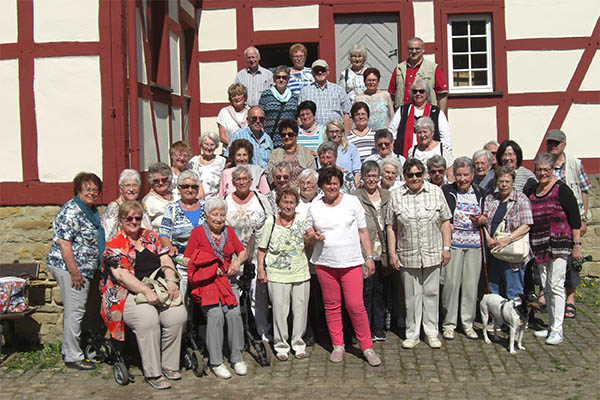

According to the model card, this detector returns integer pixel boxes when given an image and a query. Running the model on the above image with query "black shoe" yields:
[65,359,96,370]
[303,335,315,347]
[373,329,387,342]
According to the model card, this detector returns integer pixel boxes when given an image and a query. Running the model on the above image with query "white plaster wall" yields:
[35,56,102,182]
[507,50,583,93]
[154,102,171,163]
[199,61,238,103]
[448,107,497,159]
[34,0,99,43]
[0,0,18,44]
[413,1,435,43]
[180,0,195,20]
[198,9,237,51]
[168,0,178,23]
[508,105,558,160]
[561,104,600,159]
[172,107,182,143]
[580,49,600,91]
[169,33,181,94]
[138,98,155,171]
[0,59,23,181]
[136,10,148,84]
[506,0,599,39]
[253,5,319,31]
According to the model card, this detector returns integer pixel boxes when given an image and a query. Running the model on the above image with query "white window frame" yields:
[447,14,493,93]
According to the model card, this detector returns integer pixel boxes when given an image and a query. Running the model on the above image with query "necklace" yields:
[277,214,295,228]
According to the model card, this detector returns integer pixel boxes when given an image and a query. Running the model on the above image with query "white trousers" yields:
[538,257,567,335]
[268,280,310,356]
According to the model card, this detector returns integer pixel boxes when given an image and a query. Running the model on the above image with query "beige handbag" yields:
[134,265,183,307]
[489,202,529,264]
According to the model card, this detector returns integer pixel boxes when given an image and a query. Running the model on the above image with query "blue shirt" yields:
[225,126,274,170]
[299,81,351,127]
[159,200,205,254]
[336,144,361,175]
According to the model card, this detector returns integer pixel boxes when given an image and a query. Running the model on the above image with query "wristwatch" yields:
[366,255,374,259]
[443,246,450,251]
[573,242,582,246]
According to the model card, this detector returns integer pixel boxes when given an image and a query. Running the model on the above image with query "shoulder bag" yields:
[488,201,529,264]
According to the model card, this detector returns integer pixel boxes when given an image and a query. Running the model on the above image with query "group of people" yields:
[45,38,590,389]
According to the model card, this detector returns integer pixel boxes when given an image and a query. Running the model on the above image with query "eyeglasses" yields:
[249,116,266,122]
[275,175,290,181]
[428,169,445,175]
[154,177,170,184]
[234,176,250,182]
[408,47,423,52]
[275,75,289,81]
[376,141,392,148]
[327,129,343,136]
[121,183,138,189]
[412,89,426,94]
[123,216,143,222]
[406,171,424,178]
[535,167,552,174]
[280,132,296,138]
[179,184,199,190]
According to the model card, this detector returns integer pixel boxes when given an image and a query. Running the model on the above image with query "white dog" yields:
[480,293,530,354]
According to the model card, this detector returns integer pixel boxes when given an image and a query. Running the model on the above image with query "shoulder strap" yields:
[271,102,287,136]
[252,190,267,214]
[265,215,276,251]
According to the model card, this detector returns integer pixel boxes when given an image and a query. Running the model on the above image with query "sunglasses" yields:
[327,130,343,136]
[249,116,266,122]
[429,169,445,175]
[377,141,392,148]
[280,132,296,138]
[275,75,289,80]
[313,68,327,74]
[412,89,426,94]
[123,216,143,222]
[155,177,170,184]
[406,172,424,178]
[179,184,199,190]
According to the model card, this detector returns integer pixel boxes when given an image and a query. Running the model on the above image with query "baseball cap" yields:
[311,59,329,70]
[545,129,566,142]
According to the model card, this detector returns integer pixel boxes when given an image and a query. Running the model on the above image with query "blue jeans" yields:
[488,256,524,299]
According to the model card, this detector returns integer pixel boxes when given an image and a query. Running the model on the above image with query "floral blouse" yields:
[101,228,167,341]
[190,155,226,199]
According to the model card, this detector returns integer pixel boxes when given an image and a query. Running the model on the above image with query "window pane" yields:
[452,21,468,36]
[473,70,488,86]
[452,38,468,53]
[471,37,487,52]
[470,20,486,35]
[453,71,470,87]
[453,54,469,69]
[471,54,487,68]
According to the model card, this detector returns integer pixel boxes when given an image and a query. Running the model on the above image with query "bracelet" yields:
[366,255,374,259]
[165,276,180,283]
[509,234,515,242]
[443,246,450,251]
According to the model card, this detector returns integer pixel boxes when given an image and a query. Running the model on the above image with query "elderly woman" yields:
[354,68,395,130]
[483,166,533,300]
[288,43,314,95]
[142,162,174,231]
[184,197,248,379]
[101,201,186,389]
[217,83,249,145]
[389,79,451,158]
[347,102,376,162]
[338,44,367,102]
[407,117,454,180]
[101,169,152,240]
[473,149,495,195]
[317,141,357,194]
[352,161,391,342]
[259,65,299,148]
[46,172,103,370]
[219,139,270,197]
[441,157,487,341]
[324,120,361,184]
[169,141,192,196]
[380,157,403,191]
[497,140,537,193]
[297,100,325,155]
[266,118,317,185]
[306,167,381,366]
[159,170,205,295]
[526,153,581,345]
[387,159,452,349]
[190,131,225,199]
[426,155,447,187]
[225,165,274,341]
[257,187,311,361]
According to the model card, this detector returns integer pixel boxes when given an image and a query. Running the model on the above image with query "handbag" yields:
[489,202,529,264]
[0,277,28,313]
[134,265,183,307]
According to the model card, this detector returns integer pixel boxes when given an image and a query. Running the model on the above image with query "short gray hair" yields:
[381,156,401,172]
[407,37,424,48]
[484,140,499,150]
[204,197,227,215]
[472,149,494,166]
[415,116,435,133]
[118,169,141,186]
[427,155,446,170]
[274,161,292,174]
[199,131,219,147]
[410,79,431,102]
[348,43,367,62]
[177,170,200,186]
[361,160,380,176]
[534,152,555,168]
[453,156,474,175]
[273,65,290,78]
[232,165,251,180]
[147,162,172,185]
[298,168,318,182]
[317,141,338,157]
[244,46,260,59]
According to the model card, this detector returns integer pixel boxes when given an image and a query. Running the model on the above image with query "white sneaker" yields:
[425,336,442,349]
[211,363,232,379]
[402,338,420,349]
[534,329,549,338]
[232,361,247,376]
[545,331,563,345]
[464,328,478,340]
[442,329,455,340]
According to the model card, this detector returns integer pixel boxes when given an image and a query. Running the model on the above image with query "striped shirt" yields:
[288,67,314,95]
[234,66,273,106]
[299,81,351,127]
[225,126,273,170]
[159,200,206,254]
[347,128,377,162]
[297,124,325,152]
[514,166,537,193]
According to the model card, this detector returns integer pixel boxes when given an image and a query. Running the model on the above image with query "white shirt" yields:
[388,105,452,150]
[307,194,367,268]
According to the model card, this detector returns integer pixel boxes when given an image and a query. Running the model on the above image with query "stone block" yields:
[31,312,61,326]
[582,261,600,278]
[13,220,52,230]
[52,286,63,305]
[0,207,25,219]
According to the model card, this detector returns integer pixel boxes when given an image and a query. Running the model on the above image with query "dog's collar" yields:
[501,298,527,325]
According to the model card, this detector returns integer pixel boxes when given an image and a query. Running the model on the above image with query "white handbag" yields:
[489,202,529,264]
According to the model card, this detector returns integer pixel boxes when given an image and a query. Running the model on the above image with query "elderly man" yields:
[483,140,499,168]
[234,46,273,106]
[225,106,273,170]
[387,37,448,114]
[299,59,351,131]
[365,129,406,180]
[472,149,495,194]
[545,128,591,319]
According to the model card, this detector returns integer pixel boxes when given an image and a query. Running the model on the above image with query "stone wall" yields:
[2,177,600,344]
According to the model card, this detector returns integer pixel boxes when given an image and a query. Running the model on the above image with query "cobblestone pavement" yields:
[2,298,599,399]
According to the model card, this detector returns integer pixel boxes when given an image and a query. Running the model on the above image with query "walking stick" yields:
[479,227,490,294]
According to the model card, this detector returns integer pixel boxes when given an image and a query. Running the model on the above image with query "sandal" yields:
[146,376,172,390]
[161,367,182,380]
[565,303,576,319]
